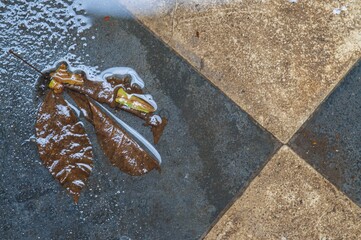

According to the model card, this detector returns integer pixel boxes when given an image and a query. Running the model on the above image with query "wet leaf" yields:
[66,76,142,108]
[48,79,64,94]
[145,115,168,144]
[66,73,167,143]
[35,91,93,203]
[50,63,84,86]
[68,91,160,176]
[115,88,156,113]
[67,90,94,123]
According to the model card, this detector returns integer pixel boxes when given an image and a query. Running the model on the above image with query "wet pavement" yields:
[130,0,361,238]
[0,2,280,239]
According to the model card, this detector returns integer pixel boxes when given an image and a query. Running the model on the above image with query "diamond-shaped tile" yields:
[0,3,280,239]
[290,60,361,206]
[205,146,361,239]
[121,0,361,142]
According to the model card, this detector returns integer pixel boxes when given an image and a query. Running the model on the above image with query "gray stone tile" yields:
[290,60,361,206]
[0,2,280,239]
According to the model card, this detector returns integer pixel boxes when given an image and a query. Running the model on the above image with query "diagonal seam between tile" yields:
[285,146,361,210]
[119,1,283,145]
[117,1,361,145]
[286,57,361,144]
[286,59,361,208]
[204,145,361,239]
[199,142,283,240]
[117,2,361,237]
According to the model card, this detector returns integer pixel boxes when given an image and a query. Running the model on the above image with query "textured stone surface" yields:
[204,146,361,240]
[290,60,361,206]
[121,0,361,142]
[0,2,280,239]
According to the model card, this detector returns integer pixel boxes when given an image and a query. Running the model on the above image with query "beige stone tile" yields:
[120,0,361,142]
[202,146,361,240]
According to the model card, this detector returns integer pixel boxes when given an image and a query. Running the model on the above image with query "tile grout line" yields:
[118,2,361,236]
[285,59,361,208]
[118,2,283,146]
[202,145,361,239]
[199,142,283,240]
[285,57,361,144]
[114,6,288,239]
[285,147,361,210]
[117,2,361,146]
[204,145,361,239]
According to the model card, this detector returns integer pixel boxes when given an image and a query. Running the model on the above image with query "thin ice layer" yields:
[35,91,93,203]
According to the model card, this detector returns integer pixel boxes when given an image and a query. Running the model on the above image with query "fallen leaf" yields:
[68,91,160,176]
[35,91,93,203]
[66,74,167,143]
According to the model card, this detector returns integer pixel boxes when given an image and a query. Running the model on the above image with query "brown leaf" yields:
[68,80,168,143]
[151,117,168,144]
[60,64,167,143]
[68,91,160,176]
[50,63,84,85]
[66,77,141,108]
[35,91,93,203]
[67,90,94,124]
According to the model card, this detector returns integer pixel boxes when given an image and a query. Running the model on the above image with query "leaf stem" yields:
[8,49,48,79]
